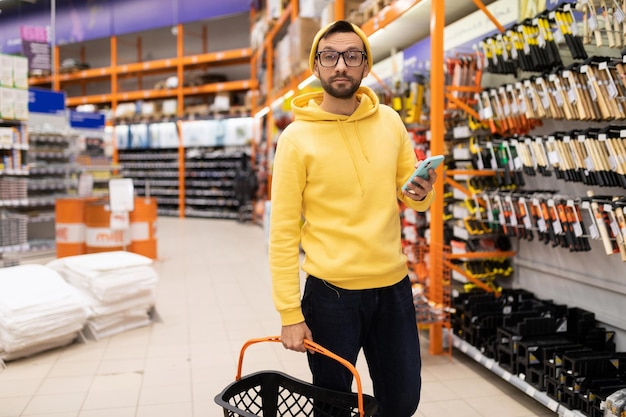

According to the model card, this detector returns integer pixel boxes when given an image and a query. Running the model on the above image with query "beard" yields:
[320,71,363,99]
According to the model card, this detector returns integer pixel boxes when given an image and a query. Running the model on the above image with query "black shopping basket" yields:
[214,336,379,417]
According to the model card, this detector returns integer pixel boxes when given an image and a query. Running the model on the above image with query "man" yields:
[269,20,437,417]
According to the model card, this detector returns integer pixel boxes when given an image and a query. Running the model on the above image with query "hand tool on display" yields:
[594,128,621,187]
[544,135,564,179]
[584,57,622,120]
[568,199,592,251]
[544,197,565,247]
[561,132,590,184]
[537,12,564,69]
[502,140,526,186]
[583,129,611,186]
[490,88,510,134]
[601,0,617,47]
[611,1,624,48]
[532,196,555,245]
[492,194,511,236]
[511,138,537,176]
[600,127,626,188]
[598,59,626,119]
[585,190,618,255]
[577,61,610,120]
[605,198,626,259]
[519,20,547,71]
[504,194,526,238]
[516,195,535,241]
[555,4,589,59]
[404,73,426,125]
[554,198,577,250]
[531,136,552,177]
[515,81,536,122]
[585,0,606,46]
[535,75,562,119]
[508,28,533,71]
[525,78,548,119]
[548,134,571,181]
[614,197,626,260]
[576,130,604,186]
[547,70,576,120]
[478,91,498,134]
[561,66,591,121]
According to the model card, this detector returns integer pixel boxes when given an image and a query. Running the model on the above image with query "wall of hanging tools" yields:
[434,2,626,415]
[445,0,626,357]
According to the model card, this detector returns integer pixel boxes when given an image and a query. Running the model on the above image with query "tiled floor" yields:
[0,217,557,417]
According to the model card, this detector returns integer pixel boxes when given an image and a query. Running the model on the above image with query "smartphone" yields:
[401,155,444,192]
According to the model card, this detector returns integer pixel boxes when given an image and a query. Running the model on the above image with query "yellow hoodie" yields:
[269,86,434,326]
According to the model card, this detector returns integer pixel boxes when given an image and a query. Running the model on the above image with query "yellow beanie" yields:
[308,21,373,72]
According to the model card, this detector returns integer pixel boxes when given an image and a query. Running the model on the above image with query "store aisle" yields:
[0,217,556,417]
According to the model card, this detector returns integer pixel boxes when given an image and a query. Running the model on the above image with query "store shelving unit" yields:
[0,119,29,266]
[28,17,257,119]
[25,129,82,256]
[117,148,181,217]
[452,336,586,417]
[183,147,247,220]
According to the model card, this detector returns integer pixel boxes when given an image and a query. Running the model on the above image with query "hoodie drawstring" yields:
[337,120,365,196]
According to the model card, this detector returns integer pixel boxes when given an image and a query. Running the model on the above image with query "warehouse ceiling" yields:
[368,0,499,62]
[0,0,39,14]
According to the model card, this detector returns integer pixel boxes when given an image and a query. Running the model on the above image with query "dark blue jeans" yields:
[302,275,421,417]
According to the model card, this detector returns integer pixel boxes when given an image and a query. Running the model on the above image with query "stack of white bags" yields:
[0,264,88,361]
[47,251,159,340]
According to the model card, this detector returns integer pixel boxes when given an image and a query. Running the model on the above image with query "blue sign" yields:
[28,87,66,115]
[69,111,106,129]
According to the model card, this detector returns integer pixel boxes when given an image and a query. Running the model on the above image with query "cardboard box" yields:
[13,88,29,120]
[321,0,363,26]
[299,0,330,18]
[289,17,321,74]
[0,54,13,87]
[13,56,29,89]
[0,87,15,119]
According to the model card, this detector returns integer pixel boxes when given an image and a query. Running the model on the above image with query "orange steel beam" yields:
[177,121,186,218]
[444,176,472,198]
[445,93,481,121]
[471,0,506,33]
[429,0,445,355]
[177,24,185,117]
[446,251,516,260]
[369,70,394,98]
[443,260,501,295]
[335,0,344,20]
[446,169,496,176]
[53,45,60,91]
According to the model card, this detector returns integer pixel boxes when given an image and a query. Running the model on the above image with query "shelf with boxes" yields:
[28,12,256,121]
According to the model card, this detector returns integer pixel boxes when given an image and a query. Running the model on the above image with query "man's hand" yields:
[281,322,313,353]
[403,168,436,201]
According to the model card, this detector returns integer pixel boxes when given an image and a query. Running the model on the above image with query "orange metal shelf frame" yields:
[28,39,254,113]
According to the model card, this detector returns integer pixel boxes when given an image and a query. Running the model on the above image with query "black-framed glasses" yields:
[316,50,367,67]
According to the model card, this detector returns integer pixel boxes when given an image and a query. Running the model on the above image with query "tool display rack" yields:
[117,148,181,217]
[23,128,82,256]
[183,147,248,220]
[0,119,29,267]
[0,123,82,266]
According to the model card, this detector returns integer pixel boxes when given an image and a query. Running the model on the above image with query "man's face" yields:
[314,32,369,99]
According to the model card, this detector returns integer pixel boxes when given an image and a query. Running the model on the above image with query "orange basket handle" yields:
[235,336,367,417]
